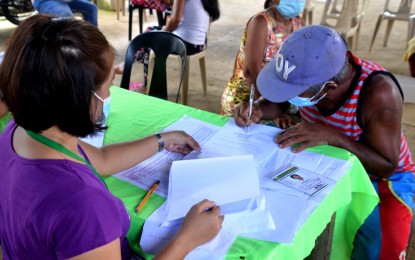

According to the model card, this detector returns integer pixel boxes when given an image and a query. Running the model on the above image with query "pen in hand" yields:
[247,84,255,132]
[136,180,160,213]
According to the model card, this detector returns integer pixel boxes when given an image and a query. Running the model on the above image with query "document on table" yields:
[271,165,335,196]
[162,155,262,225]
[113,116,221,197]
[242,188,308,244]
[141,195,275,259]
[183,118,282,166]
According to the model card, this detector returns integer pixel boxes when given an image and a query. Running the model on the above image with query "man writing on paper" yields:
[234,25,415,259]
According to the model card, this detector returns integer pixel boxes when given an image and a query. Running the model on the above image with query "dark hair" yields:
[264,0,273,9]
[201,0,220,22]
[0,15,114,137]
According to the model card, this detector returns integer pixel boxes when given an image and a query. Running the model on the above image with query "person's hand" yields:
[276,122,341,153]
[234,101,262,127]
[272,113,298,129]
[174,200,224,251]
[162,131,201,154]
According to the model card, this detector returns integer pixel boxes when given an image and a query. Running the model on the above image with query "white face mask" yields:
[275,0,306,19]
[93,91,110,125]
[288,82,328,107]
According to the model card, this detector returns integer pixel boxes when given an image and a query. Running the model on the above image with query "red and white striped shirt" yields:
[299,54,415,174]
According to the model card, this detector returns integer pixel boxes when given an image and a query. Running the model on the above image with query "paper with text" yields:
[183,118,282,165]
[113,116,221,197]
[141,195,275,259]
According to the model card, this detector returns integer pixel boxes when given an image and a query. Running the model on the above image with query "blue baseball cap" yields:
[256,25,348,103]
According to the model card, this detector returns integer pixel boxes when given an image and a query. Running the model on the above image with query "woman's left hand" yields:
[162,131,201,154]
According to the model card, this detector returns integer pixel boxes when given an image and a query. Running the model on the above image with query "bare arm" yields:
[344,75,402,177]
[277,75,403,178]
[79,131,200,176]
[243,15,268,98]
[162,0,184,32]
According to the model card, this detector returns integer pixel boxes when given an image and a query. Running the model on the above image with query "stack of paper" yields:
[141,155,275,258]
[162,154,262,226]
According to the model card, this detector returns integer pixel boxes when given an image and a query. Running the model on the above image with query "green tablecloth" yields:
[104,86,379,259]
[0,112,12,133]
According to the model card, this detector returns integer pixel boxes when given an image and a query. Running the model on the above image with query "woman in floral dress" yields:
[221,0,304,128]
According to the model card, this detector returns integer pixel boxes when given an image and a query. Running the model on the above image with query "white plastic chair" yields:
[302,0,317,25]
[179,48,207,105]
[321,0,369,50]
[369,0,415,52]
[320,0,344,26]
[115,0,126,20]
[148,47,207,105]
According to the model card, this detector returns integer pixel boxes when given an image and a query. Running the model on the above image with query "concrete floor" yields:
[0,1,413,112]
[1,0,415,257]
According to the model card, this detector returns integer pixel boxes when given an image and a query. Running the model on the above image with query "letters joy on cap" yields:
[256,25,348,103]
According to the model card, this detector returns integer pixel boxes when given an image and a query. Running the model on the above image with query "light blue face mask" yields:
[93,91,111,125]
[275,0,306,19]
[288,82,328,107]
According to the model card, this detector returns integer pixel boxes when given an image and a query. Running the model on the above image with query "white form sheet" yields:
[114,115,352,245]
[183,118,282,165]
[243,188,308,244]
[248,153,351,244]
[162,155,261,225]
[113,116,221,197]
[141,195,275,259]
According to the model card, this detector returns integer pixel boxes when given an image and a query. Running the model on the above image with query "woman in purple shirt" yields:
[0,15,223,259]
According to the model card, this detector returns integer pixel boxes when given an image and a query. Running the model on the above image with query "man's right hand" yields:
[234,101,262,127]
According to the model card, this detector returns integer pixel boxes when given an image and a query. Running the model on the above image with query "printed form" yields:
[113,116,351,248]
[113,115,221,197]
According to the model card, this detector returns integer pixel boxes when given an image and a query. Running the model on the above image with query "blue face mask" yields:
[288,83,328,107]
[275,0,305,19]
[93,92,111,125]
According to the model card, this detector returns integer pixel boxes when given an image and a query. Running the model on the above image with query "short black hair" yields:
[0,15,114,137]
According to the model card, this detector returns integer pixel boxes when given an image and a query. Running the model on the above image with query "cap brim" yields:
[256,58,310,103]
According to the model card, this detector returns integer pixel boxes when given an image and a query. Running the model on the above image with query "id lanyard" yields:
[25,129,108,189]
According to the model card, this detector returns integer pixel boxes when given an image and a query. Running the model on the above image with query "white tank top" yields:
[173,0,209,45]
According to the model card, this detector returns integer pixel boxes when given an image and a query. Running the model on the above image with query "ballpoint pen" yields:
[247,84,255,132]
[136,180,160,213]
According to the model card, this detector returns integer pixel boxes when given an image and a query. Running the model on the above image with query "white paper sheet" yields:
[141,195,275,259]
[113,116,221,197]
[242,188,308,244]
[183,118,282,166]
[162,155,261,225]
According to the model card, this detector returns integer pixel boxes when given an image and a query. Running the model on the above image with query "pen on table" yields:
[136,180,160,213]
[247,84,255,132]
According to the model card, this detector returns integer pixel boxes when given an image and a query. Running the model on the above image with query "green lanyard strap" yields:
[25,129,108,188]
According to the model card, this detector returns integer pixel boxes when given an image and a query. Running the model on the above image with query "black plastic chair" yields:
[128,4,163,41]
[120,31,187,102]
[128,1,171,41]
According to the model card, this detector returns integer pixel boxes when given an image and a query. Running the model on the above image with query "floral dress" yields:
[220,11,302,116]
